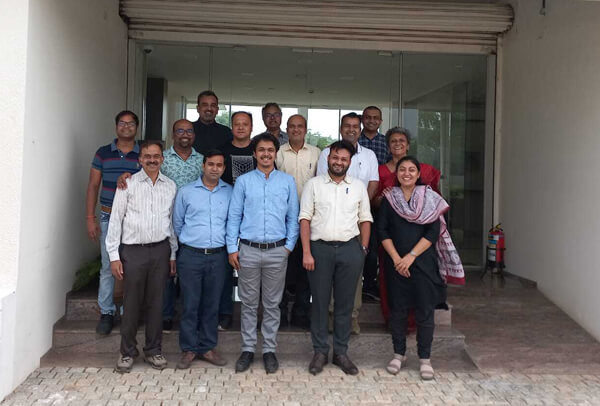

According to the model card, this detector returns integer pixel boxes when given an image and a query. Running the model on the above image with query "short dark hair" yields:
[197,90,218,105]
[362,106,382,117]
[340,112,361,126]
[139,139,164,153]
[203,149,226,164]
[262,102,282,115]
[251,132,280,152]
[232,111,253,124]
[115,110,139,126]
[329,140,356,157]
[385,126,412,146]
[395,156,422,186]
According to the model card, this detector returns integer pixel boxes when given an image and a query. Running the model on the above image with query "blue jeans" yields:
[98,211,116,315]
[162,277,176,320]
[178,246,227,354]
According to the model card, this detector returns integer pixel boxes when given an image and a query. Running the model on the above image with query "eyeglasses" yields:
[174,128,194,135]
[118,121,137,128]
[263,112,282,119]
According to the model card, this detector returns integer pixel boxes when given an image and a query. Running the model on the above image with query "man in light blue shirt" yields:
[172,150,232,370]
[226,132,299,374]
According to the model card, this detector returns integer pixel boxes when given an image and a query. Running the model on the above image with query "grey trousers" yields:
[308,238,364,355]
[237,244,289,353]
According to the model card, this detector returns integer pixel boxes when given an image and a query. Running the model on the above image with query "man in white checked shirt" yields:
[106,140,178,373]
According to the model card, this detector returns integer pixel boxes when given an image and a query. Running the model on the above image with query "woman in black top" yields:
[377,156,459,380]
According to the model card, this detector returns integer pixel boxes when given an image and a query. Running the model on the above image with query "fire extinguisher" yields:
[486,224,505,273]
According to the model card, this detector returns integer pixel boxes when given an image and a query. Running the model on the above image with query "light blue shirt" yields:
[226,169,299,253]
[173,178,232,249]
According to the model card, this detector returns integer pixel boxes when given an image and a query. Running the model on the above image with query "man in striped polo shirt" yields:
[86,110,141,335]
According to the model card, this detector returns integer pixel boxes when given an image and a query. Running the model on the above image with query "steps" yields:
[51,289,464,362]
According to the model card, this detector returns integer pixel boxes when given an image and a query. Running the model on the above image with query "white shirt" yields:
[299,174,373,242]
[276,142,321,197]
[316,143,379,188]
[106,170,178,261]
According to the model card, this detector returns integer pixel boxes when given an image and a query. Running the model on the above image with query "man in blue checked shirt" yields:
[226,132,299,374]
[172,150,232,370]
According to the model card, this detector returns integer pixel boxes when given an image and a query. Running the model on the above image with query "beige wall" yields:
[500,0,600,339]
[0,0,127,398]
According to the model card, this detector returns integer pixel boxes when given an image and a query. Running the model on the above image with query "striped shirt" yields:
[105,170,178,261]
[91,139,141,207]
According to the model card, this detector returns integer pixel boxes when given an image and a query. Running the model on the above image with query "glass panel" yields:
[402,54,487,266]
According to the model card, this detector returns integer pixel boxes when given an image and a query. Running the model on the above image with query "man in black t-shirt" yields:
[218,111,256,186]
[215,111,257,331]
[192,90,233,155]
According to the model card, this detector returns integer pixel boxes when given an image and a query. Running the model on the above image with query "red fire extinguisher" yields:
[486,224,505,274]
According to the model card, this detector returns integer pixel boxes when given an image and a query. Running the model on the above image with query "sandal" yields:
[419,359,434,380]
[386,354,407,375]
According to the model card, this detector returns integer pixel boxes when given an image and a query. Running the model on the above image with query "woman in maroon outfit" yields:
[372,127,441,325]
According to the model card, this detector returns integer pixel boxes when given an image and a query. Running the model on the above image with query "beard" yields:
[328,163,348,177]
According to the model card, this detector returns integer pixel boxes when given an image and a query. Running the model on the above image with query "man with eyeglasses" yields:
[192,90,233,155]
[86,110,141,336]
[262,102,288,145]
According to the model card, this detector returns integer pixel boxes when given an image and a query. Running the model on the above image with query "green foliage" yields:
[72,257,101,291]
[306,129,336,151]
[215,108,231,127]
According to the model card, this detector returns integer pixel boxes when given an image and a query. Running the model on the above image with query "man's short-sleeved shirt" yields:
[359,131,390,165]
[91,139,140,208]
[161,146,204,189]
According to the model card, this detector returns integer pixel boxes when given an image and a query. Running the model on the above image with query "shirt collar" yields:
[111,139,140,153]
[282,142,308,152]
[254,168,278,179]
[167,146,200,159]
[138,169,166,183]
[360,131,384,141]
[194,177,227,191]
[324,173,351,185]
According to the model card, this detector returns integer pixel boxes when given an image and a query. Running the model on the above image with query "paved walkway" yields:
[5,272,600,405]
[3,366,600,405]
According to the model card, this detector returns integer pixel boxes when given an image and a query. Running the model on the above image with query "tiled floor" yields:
[4,271,600,405]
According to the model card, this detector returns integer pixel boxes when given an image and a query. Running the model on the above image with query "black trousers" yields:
[119,239,170,358]
[279,240,310,318]
[362,219,379,291]
[386,265,435,359]
[307,238,364,355]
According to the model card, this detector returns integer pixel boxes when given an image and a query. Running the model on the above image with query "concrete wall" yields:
[500,0,600,339]
[0,0,127,398]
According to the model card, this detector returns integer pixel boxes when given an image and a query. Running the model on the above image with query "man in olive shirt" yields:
[275,114,320,329]
[192,90,233,155]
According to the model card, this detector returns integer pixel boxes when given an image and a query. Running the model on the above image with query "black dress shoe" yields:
[332,354,359,375]
[308,352,328,375]
[162,319,173,331]
[235,351,254,373]
[218,314,232,331]
[96,314,114,335]
[263,352,279,374]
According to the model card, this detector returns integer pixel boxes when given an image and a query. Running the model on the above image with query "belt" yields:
[123,238,168,248]
[182,244,225,255]
[240,239,286,250]
[101,205,112,213]
[315,239,355,247]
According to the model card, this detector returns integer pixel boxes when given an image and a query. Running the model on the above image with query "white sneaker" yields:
[115,354,134,373]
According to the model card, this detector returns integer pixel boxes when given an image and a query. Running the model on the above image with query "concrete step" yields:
[52,318,465,358]
[64,289,452,326]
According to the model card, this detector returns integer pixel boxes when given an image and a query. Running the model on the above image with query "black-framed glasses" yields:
[174,128,194,135]
[118,121,137,128]
[263,112,282,119]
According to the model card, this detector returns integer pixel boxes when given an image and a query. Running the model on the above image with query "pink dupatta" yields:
[382,185,465,285]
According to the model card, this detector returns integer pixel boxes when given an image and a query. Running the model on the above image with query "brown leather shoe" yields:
[332,353,359,375]
[176,351,196,370]
[199,349,228,366]
[308,352,328,375]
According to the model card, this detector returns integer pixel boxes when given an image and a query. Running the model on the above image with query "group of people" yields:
[85,90,464,380]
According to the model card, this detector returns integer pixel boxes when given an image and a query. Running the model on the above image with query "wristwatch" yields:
[361,245,369,255]
[409,250,418,257]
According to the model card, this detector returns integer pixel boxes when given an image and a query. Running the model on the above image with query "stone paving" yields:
[3,366,600,405]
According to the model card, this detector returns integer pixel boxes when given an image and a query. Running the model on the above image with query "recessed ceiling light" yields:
[233,46,247,52]
[313,49,333,54]
[292,48,312,53]
[241,72,254,77]
[339,76,354,81]
[378,51,392,57]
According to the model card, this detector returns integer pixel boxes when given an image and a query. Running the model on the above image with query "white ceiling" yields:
[146,44,488,110]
